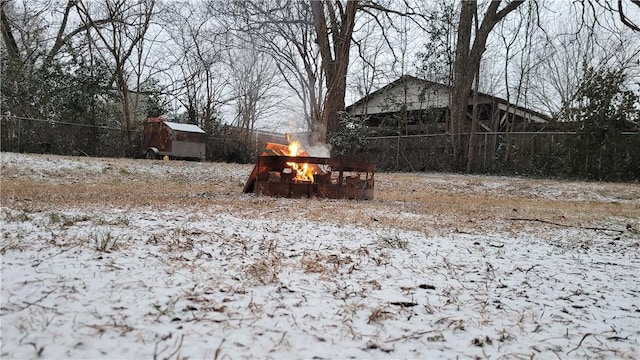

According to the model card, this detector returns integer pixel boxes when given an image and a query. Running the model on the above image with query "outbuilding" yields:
[347,75,551,136]
[142,118,206,160]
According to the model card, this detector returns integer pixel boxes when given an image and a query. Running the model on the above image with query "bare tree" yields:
[494,2,540,163]
[1,0,117,117]
[618,0,640,31]
[348,16,388,103]
[161,1,231,133]
[221,0,428,144]
[1,0,116,66]
[219,1,326,140]
[526,3,640,120]
[449,0,524,171]
[415,2,458,85]
[75,0,156,146]
[1,0,23,63]
[309,1,361,142]
[227,43,282,142]
[594,0,640,32]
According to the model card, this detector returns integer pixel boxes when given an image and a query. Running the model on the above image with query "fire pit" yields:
[243,142,375,200]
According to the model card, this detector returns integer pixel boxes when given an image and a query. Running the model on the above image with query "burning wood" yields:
[243,137,375,200]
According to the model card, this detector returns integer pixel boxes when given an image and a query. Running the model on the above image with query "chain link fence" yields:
[360,131,640,179]
[1,116,255,162]
[2,116,638,180]
[1,116,138,157]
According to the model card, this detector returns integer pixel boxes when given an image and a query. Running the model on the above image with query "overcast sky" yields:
[5,0,639,133]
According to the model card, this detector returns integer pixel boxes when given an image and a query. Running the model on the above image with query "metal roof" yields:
[163,121,206,134]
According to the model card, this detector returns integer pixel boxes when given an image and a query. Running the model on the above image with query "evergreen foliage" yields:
[329,111,371,158]
[140,78,169,118]
[571,67,640,180]
[415,2,457,85]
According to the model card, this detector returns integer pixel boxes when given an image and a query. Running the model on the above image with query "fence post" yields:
[483,132,488,170]
[17,117,21,153]
[396,135,400,170]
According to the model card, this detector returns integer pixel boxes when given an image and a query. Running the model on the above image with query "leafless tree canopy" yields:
[1,0,638,176]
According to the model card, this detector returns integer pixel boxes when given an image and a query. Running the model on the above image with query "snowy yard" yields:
[1,152,639,359]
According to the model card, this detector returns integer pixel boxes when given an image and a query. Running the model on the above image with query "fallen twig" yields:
[509,218,624,234]
[386,330,435,343]
[567,333,593,355]
[214,338,225,360]
[390,301,417,307]
[33,245,80,267]
[153,297,180,324]
[21,288,56,311]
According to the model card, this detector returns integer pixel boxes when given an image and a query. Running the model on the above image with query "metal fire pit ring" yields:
[243,156,375,200]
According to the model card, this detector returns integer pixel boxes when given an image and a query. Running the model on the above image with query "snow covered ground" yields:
[1,152,639,359]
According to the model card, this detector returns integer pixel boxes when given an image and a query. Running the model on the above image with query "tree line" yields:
[1,0,639,180]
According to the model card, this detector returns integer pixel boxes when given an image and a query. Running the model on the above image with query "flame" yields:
[286,135,315,182]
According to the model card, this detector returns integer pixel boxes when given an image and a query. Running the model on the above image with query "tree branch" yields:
[1,0,20,62]
[618,0,640,32]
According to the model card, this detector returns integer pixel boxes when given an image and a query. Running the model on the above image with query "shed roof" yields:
[164,121,206,134]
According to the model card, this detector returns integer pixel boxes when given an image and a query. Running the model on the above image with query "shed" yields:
[142,119,206,160]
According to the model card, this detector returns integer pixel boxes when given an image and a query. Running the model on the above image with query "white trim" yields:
[163,121,206,133]
[496,103,547,124]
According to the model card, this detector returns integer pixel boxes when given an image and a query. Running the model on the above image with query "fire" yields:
[286,139,315,183]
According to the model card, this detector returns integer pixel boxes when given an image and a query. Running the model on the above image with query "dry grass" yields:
[1,154,638,237]
[2,153,639,359]
[246,239,283,285]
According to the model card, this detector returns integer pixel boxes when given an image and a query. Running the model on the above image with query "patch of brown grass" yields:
[2,154,638,236]
[367,306,394,324]
[245,239,283,285]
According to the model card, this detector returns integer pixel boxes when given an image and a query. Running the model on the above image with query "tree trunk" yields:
[450,0,524,171]
[450,1,476,166]
[311,0,358,144]
[466,73,481,173]
[116,68,136,149]
[321,73,348,142]
[0,3,20,62]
